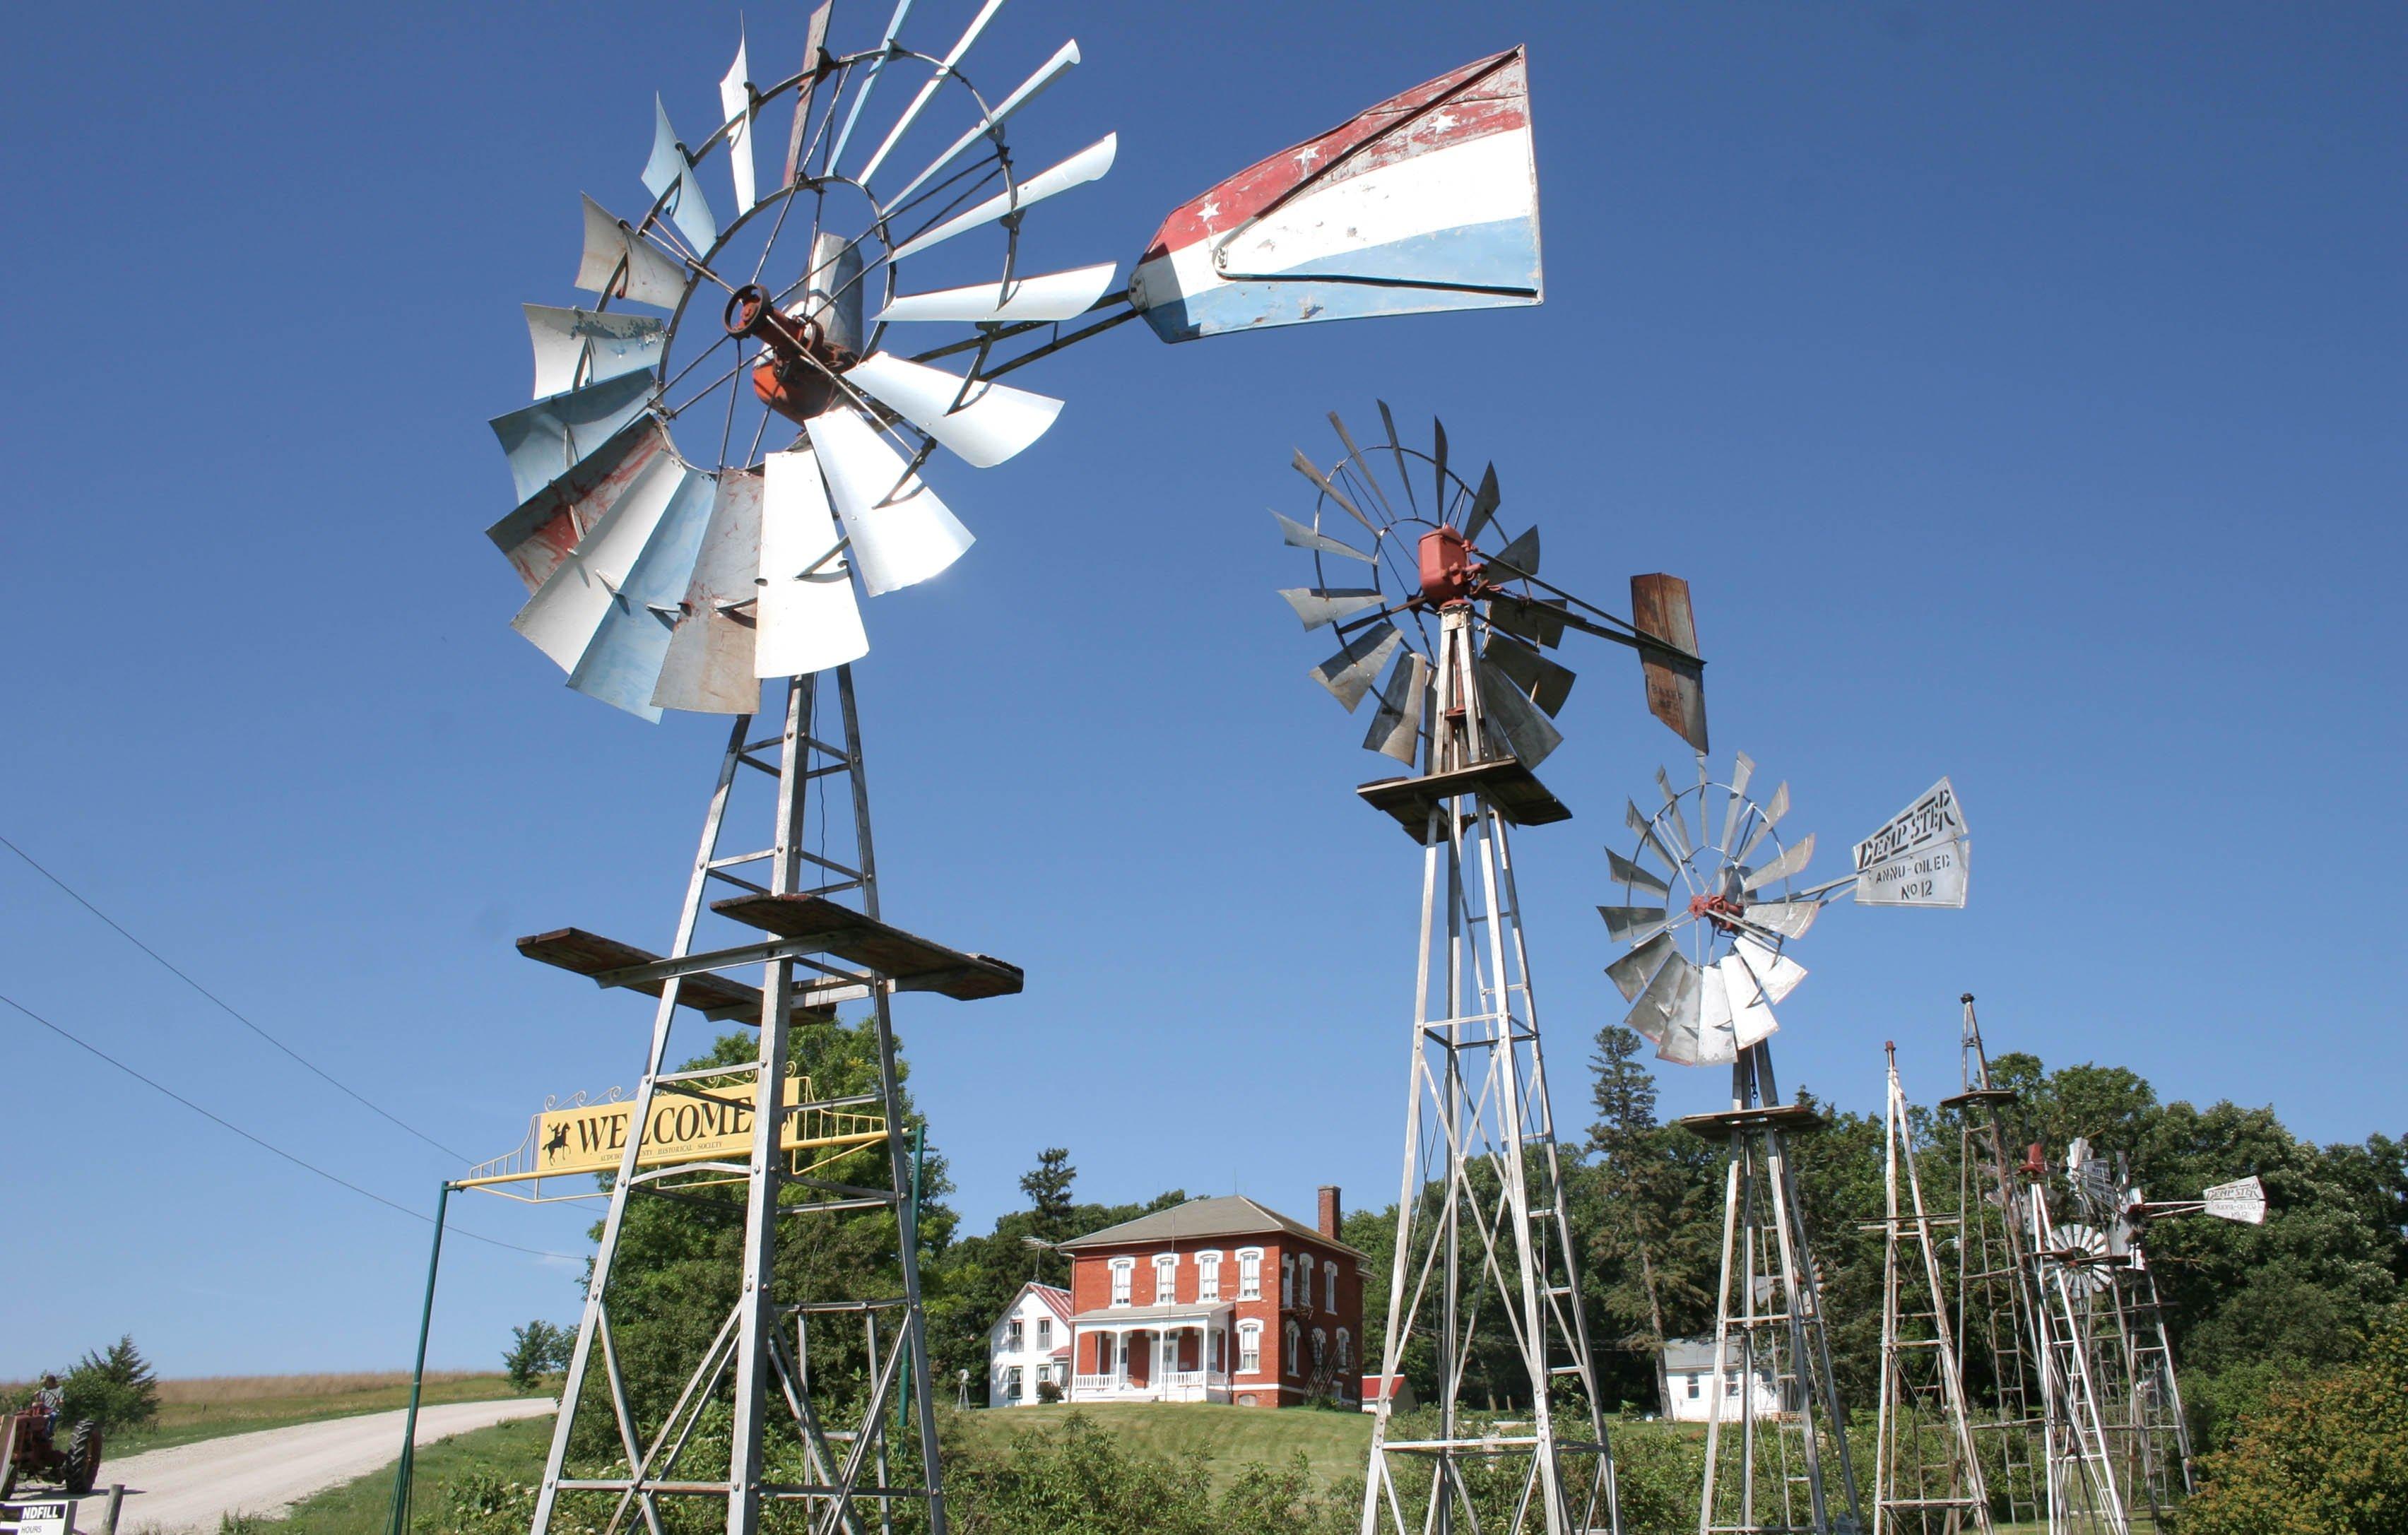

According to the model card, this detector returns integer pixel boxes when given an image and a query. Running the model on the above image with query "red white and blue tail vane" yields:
[1129,47,1542,342]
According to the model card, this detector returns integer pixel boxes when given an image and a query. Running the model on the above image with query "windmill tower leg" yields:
[1871,1045,1991,1535]
[1360,606,1619,1535]
[522,670,963,1535]
[1691,1044,1861,1535]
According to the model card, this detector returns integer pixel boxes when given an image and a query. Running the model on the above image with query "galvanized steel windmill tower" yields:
[1598,766,1971,1535]
[1272,408,1712,1535]
[477,11,1557,1535]
[1870,1043,1992,1535]
[1938,995,2048,1527]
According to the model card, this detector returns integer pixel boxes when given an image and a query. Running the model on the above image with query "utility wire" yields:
[0,832,472,1161]
[0,989,574,1263]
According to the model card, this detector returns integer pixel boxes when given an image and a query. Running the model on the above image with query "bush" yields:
[2181,1305,2408,1535]
[1034,1379,1063,1404]
[502,1320,574,1390]
[64,1335,159,1434]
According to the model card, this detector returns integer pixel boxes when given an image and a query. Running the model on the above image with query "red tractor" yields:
[0,1406,102,1498]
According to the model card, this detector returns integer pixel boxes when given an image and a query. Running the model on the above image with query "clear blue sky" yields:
[1,1,2398,1378]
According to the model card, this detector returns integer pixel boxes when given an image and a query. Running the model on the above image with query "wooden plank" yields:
[709,895,1024,1002]
[1357,757,1571,843]
[1675,1104,1826,1142]
[516,927,832,1024]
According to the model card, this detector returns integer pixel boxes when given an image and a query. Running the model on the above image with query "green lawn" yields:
[221,1413,555,1535]
[950,1401,1376,1493]
[118,1374,550,1455]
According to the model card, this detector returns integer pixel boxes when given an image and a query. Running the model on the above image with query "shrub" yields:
[65,1335,159,1434]
[2182,1305,2408,1535]
[502,1321,573,1390]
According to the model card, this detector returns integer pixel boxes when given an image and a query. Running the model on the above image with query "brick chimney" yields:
[1318,1185,1342,1239]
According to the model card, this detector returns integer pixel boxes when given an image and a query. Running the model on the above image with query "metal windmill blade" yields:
[1129,48,1542,340]
[1270,407,1708,781]
[481,2,1115,718]
[1593,752,1965,1071]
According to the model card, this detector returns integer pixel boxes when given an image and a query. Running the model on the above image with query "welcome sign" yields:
[534,1077,882,1178]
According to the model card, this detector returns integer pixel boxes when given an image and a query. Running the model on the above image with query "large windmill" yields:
[1273,406,1708,1535]
[474,11,1550,1535]
[1598,764,1971,1535]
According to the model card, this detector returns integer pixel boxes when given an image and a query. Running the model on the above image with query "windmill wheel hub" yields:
[1417,526,1483,606]
[1689,892,1745,932]
[724,283,858,425]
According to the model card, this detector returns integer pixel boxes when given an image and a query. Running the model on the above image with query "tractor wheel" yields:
[63,1420,99,1496]
[0,1417,18,1500]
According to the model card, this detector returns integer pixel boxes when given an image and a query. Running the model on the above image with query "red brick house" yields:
[1055,1188,1364,1408]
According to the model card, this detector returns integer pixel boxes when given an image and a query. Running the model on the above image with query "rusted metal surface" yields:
[710,893,1023,1000]
[485,415,671,593]
[651,468,765,714]
[1630,572,1708,754]
[1131,48,1541,340]
[514,927,831,1024]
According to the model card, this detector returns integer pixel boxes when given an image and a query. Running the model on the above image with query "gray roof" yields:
[1662,1337,1774,1374]
[1057,1195,1367,1260]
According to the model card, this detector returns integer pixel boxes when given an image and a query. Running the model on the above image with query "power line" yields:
[0,831,471,1161]
[0,989,574,1264]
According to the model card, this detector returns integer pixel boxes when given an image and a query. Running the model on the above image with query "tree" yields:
[62,1334,158,1434]
[504,1320,571,1389]
[1020,1150,1077,1247]
[2181,1303,2408,1534]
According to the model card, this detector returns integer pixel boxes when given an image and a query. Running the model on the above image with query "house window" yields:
[1237,1248,1263,1300]
[1725,1371,1739,1397]
[1312,1329,1327,1375]
[1109,1257,1134,1307]
[1197,1251,1222,1302]
[1324,1260,1338,1311]
[1686,1375,1701,1400]
[1285,1320,1301,1376]
[1238,1320,1263,1375]
[1005,1365,1022,1400]
[1006,1319,1024,1350]
[1153,1253,1179,1305]
[1037,1317,1052,1350]
[1336,1329,1352,1373]
[1281,1257,1294,1308]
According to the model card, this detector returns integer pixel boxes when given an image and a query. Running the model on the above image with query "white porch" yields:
[1068,1303,1235,1405]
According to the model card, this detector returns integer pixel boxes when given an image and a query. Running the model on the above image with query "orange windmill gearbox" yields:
[721,283,856,425]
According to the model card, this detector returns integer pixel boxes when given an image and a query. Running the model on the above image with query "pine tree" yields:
[64,1334,158,1433]
[1020,1147,1078,1281]
[1587,1024,1676,1411]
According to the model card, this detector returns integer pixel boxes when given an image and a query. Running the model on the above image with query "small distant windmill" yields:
[1272,407,1710,1535]
[2055,1140,2265,1524]
[478,11,1556,1535]
[1871,1043,1991,1535]
[1598,762,1971,1535]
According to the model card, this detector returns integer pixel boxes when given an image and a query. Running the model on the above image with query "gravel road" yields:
[59,1397,556,1534]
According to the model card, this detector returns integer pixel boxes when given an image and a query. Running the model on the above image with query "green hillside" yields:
[950,1402,1374,1493]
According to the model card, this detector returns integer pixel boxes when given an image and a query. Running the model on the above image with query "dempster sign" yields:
[536,1078,868,1178]
[1851,777,1969,908]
